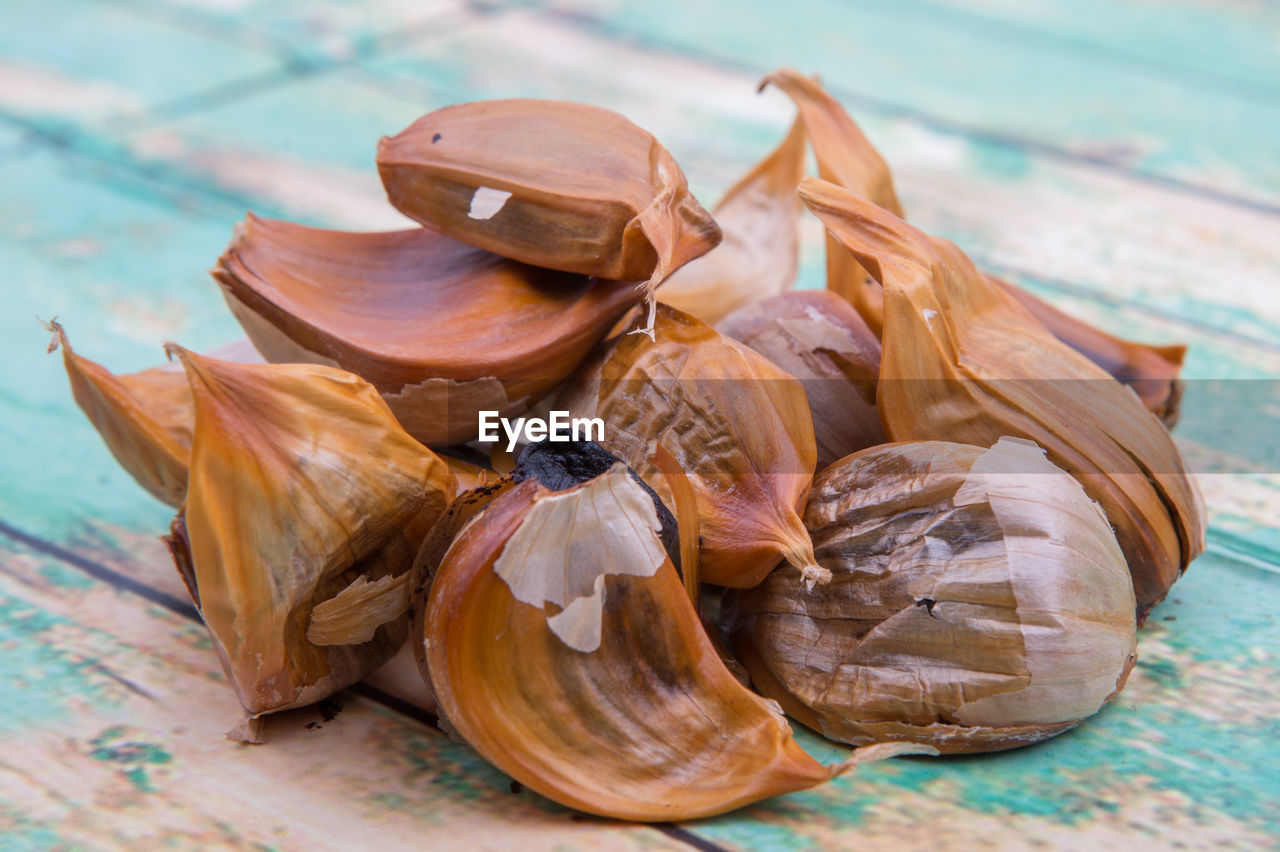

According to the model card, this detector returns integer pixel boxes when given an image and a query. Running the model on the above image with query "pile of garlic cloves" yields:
[50,71,1205,821]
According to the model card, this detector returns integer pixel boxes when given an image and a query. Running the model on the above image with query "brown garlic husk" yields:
[798,179,1206,621]
[214,215,645,446]
[992,275,1186,427]
[658,116,806,324]
[557,303,823,589]
[377,99,722,336]
[413,449,931,820]
[718,290,885,468]
[162,348,455,720]
[728,437,1138,754]
[44,320,262,506]
[761,68,903,333]
[764,69,1187,421]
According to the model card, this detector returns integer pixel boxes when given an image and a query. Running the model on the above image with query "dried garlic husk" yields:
[658,116,806,324]
[214,215,645,446]
[719,290,885,468]
[799,179,1205,619]
[994,275,1185,427]
[44,320,261,506]
[415,451,929,820]
[765,69,1187,419]
[162,348,455,719]
[728,437,1137,754]
[377,99,721,336]
[557,303,823,589]
[762,68,902,333]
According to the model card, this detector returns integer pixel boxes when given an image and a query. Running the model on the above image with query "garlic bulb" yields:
[729,437,1138,754]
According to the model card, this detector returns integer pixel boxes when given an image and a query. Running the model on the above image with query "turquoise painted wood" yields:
[2,0,1279,848]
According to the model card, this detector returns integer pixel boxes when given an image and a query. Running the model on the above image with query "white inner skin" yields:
[468,186,512,220]
[493,464,668,652]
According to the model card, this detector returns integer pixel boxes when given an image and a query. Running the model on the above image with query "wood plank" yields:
[536,0,1280,209]
[3,521,1277,849]
[0,0,278,131]
[0,535,692,851]
[921,0,1280,93]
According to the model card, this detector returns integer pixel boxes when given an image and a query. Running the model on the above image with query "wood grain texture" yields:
[2,0,1279,848]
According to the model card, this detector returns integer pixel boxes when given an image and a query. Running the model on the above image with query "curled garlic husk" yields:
[765,69,1186,421]
[557,303,823,589]
[761,68,903,333]
[658,116,806,324]
[377,99,721,336]
[214,215,644,445]
[413,448,929,820]
[993,275,1185,427]
[798,178,1205,621]
[162,348,455,720]
[44,321,263,506]
[718,290,885,468]
[728,437,1138,754]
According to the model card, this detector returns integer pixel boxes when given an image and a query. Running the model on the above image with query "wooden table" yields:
[2,1,1278,848]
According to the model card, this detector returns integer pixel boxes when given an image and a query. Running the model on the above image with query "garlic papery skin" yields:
[729,437,1138,754]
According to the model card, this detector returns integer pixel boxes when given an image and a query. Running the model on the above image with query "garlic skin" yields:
[992,275,1186,427]
[163,348,455,718]
[799,178,1205,620]
[658,116,806,324]
[767,70,1187,422]
[762,68,903,334]
[416,455,909,821]
[377,99,721,336]
[45,321,262,507]
[729,437,1138,754]
[718,290,885,468]
[558,303,823,589]
[214,215,643,446]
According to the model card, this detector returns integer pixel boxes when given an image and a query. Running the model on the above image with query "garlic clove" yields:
[729,437,1138,754]
[213,215,644,445]
[419,456,908,820]
[718,290,885,468]
[377,99,722,337]
[558,303,822,589]
[658,116,806,324]
[798,178,1205,620]
[162,347,455,718]
[44,321,262,507]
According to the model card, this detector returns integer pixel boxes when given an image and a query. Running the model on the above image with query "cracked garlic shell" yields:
[414,448,904,821]
[728,437,1138,754]
[163,348,455,718]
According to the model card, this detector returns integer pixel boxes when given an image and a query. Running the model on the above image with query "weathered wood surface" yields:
[2,0,1278,849]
